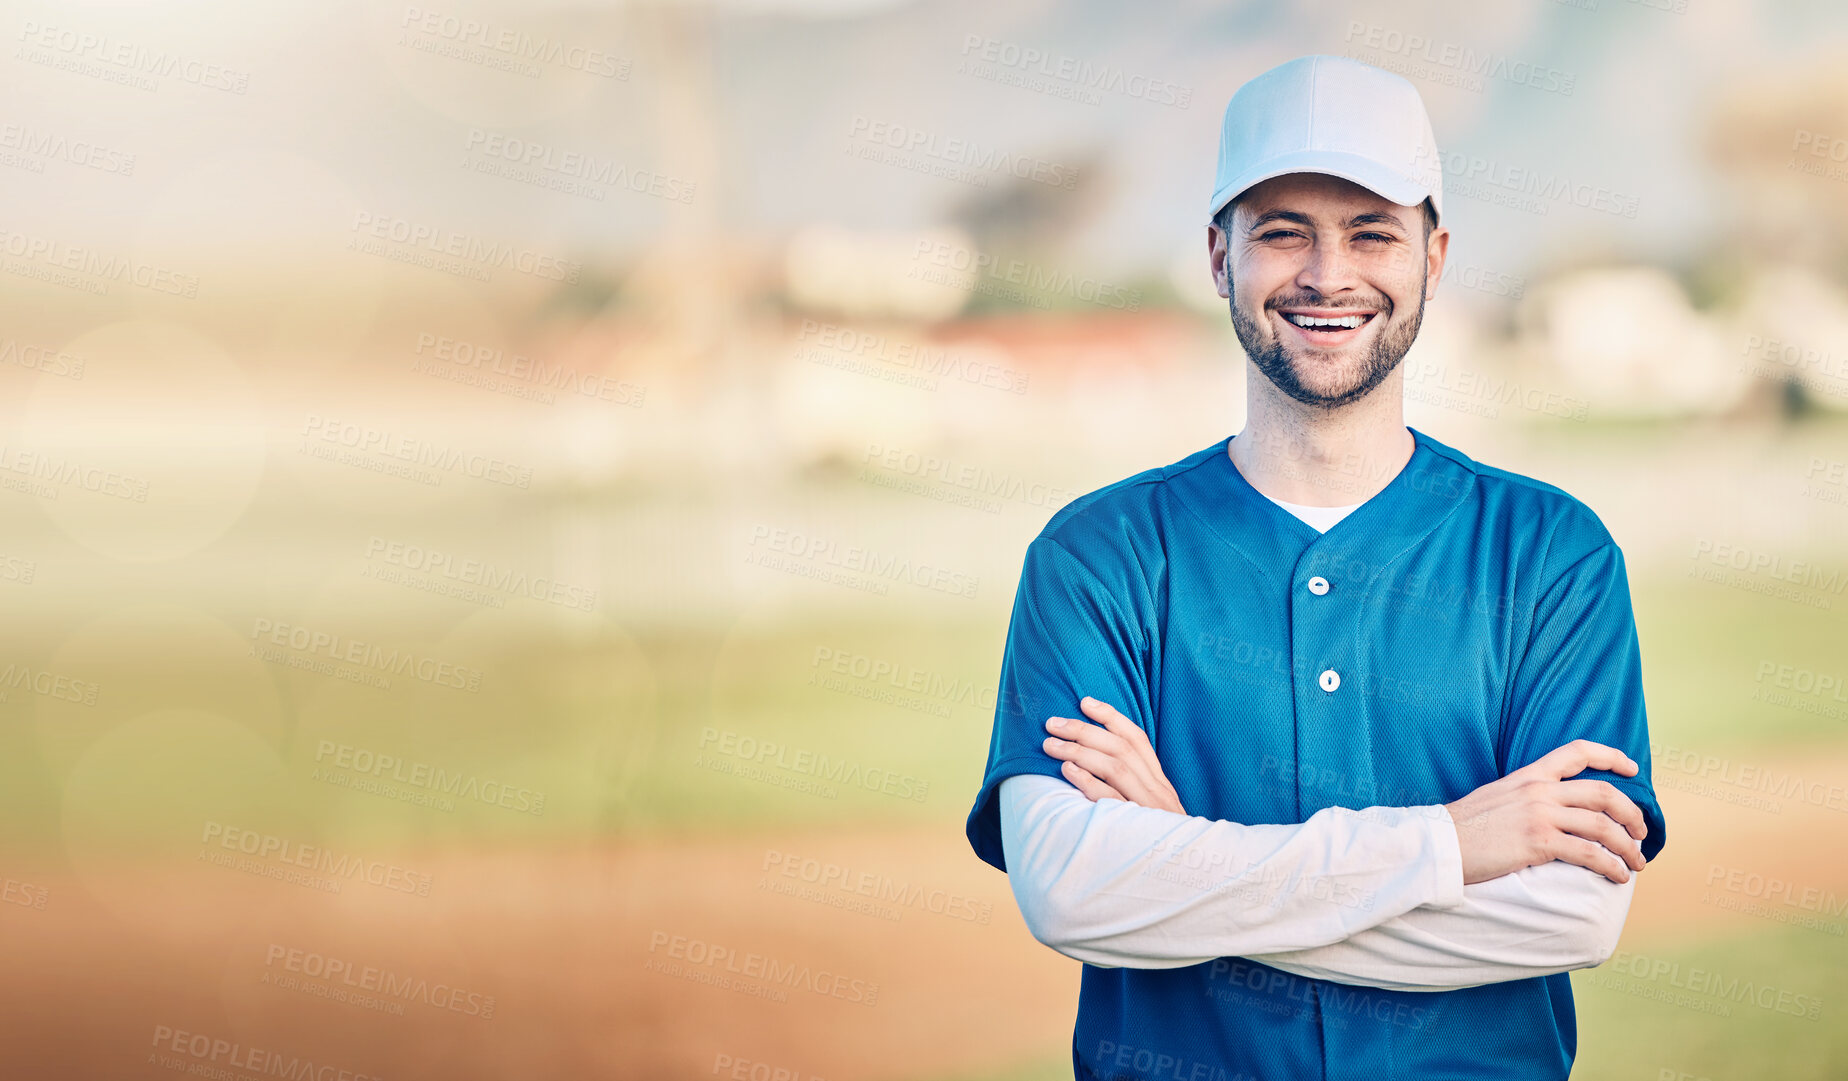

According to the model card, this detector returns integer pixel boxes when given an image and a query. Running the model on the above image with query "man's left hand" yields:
[1042,697,1187,815]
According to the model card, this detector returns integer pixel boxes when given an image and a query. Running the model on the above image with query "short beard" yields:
[1229,273,1426,409]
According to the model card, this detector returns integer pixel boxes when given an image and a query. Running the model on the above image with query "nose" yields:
[1293,236,1364,299]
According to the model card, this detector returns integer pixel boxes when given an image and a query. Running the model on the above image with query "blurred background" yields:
[2,0,1847,1077]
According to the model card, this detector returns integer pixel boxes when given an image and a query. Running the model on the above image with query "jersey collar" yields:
[1172,426,1478,586]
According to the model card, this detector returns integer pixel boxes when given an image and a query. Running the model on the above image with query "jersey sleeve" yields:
[1499,539,1667,862]
[965,534,1155,873]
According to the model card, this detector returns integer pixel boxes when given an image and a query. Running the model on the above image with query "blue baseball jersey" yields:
[966,427,1666,1081]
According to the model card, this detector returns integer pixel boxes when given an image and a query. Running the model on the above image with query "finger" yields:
[1527,739,1638,779]
[1077,698,1181,805]
[1046,715,1136,760]
[1046,715,1165,797]
[1042,737,1160,805]
[1525,739,1639,782]
[1556,779,1647,841]
[1552,806,1645,873]
[1080,697,1154,752]
[1544,833,1633,885]
[1060,761,1125,803]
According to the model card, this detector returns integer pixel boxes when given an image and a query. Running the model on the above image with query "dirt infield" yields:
[2,743,1843,1080]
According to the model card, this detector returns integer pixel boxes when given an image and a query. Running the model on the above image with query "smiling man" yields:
[965,55,1666,1081]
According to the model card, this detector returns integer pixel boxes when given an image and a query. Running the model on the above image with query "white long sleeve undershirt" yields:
[999,773,1634,991]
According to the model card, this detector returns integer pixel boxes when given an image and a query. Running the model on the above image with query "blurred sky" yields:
[17,0,1848,297]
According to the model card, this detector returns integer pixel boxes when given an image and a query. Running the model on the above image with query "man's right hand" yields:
[1444,740,1649,886]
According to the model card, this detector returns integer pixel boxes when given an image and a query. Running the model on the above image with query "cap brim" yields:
[1208,150,1435,226]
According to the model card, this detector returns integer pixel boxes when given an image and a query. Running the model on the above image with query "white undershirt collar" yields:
[1258,491,1364,533]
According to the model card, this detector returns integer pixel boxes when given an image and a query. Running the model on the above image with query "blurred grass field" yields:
[11,569,1827,847]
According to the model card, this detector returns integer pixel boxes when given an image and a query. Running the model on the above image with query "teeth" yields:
[1284,313,1368,329]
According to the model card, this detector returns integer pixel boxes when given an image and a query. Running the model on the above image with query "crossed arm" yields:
[999,698,1649,991]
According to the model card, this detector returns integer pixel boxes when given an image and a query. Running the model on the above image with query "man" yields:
[964,55,1666,1081]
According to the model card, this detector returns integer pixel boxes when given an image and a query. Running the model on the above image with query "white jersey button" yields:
[1307,576,1330,595]
[1319,669,1341,693]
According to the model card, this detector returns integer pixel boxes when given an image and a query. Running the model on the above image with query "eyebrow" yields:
[1245,209,1408,234]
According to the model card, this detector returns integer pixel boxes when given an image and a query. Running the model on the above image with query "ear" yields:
[1209,224,1232,300]
[1423,224,1451,301]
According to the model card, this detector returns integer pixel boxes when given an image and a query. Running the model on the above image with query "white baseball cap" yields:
[1207,54,1443,229]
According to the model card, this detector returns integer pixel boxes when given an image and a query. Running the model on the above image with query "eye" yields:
[1258,230,1306,242]
[1354,232,1398,244]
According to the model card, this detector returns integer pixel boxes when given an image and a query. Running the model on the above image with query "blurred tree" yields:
[945,146,1111,251]
[943,145,1116,314]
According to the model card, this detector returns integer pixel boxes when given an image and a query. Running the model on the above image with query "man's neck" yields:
[1227,371,1415,507]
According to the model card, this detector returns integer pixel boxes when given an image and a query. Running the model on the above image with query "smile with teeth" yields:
[1281,311,1375,330]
